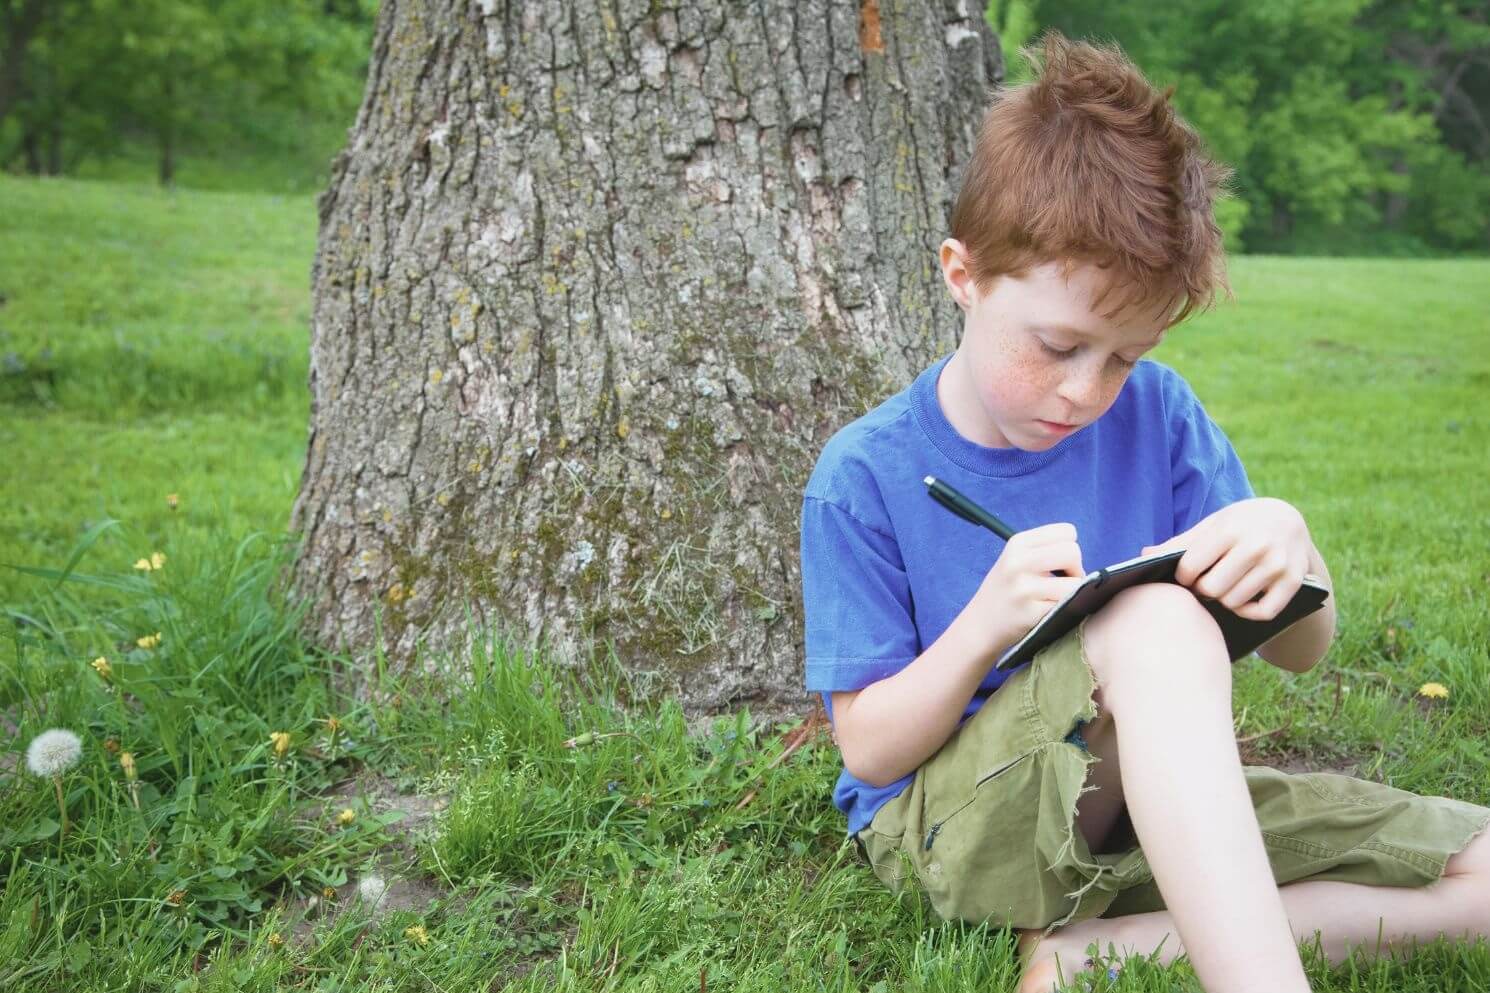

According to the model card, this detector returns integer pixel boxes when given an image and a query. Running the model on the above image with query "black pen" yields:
[923,475,1076,577]
[923,475,1015,540]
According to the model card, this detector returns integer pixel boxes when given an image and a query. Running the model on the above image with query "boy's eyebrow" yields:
[1034,322,1095,337]
[1032,322,1162,348]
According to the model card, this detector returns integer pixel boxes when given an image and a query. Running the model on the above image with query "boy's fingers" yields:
[1174,526,1231,586]
[1252,573,1301,621]
[1221,560,1276,612]
[1021,541,1084,577]
[1194,544,1265,601]
[1031,576,1083,604]
[1020,522,1077,546]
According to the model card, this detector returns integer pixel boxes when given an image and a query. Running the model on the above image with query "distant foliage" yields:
[0,0,376,192]
[991,0,1490,255]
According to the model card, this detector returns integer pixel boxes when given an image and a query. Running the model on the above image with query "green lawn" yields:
[1,174,1488,991]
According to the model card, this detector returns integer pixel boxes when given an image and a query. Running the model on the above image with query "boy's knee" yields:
[1083,583,1229,703]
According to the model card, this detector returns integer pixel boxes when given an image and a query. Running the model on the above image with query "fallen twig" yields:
[1237,714,1294,745]
[734,705,828,811]
[563,729,645,749]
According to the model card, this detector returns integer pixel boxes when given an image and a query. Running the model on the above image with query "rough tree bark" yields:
[289,0,1003,714]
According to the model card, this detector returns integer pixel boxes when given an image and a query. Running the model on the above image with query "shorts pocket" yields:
[920,749,1034,853]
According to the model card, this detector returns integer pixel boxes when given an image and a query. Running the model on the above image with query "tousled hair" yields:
[949,30,1235,328]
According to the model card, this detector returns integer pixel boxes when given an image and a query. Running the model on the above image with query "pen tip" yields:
[923,475,936,487]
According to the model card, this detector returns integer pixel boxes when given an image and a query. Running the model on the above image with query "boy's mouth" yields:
[1036,419,1079,435]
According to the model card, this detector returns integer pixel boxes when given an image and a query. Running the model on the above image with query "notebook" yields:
[993,548,1331,671]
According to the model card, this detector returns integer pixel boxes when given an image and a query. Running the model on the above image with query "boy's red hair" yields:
[950,30,1234,328]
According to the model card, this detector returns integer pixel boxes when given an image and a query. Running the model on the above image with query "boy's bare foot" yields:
[1016,922,1115,993]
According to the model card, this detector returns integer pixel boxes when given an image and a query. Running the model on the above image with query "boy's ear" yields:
[939,238,976,313]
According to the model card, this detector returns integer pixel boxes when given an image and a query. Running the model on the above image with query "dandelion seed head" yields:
[26,728,82,777]
[356,874,389,907]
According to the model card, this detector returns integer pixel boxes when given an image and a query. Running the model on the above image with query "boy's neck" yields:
[937,349,1016,449]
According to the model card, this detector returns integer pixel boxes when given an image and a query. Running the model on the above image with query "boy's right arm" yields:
[831,523,1085,788]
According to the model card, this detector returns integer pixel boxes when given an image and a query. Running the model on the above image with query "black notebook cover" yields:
[993,548,1331,671]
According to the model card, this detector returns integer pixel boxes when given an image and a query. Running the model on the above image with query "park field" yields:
[1,173,1489,990]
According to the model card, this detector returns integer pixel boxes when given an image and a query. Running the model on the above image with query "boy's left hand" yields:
[1140,497,1313,622]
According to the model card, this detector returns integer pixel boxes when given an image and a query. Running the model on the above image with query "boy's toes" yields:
[1016,930,1096,993]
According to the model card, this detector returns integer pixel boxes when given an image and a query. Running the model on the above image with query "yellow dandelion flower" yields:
[267,932,284,948]
[404,924,430,946]
[166,493,179,510]
[119,751,137,781]
[269,731,292,758]
[336,807,356,826]
[91,656,113,680]
[132,551,166,571]
[322,886,336,901]
[136,632,162,649]
[1417,682,1449,700]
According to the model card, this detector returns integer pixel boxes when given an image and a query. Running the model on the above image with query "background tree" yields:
[0,0,374,189]
[1004,0,1490,253]
[287,0,1003,712]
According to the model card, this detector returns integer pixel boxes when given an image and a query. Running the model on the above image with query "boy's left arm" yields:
[1142,496,1336,674]
[1253,538,1335,673]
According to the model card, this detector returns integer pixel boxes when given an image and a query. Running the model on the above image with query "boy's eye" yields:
[1039,340,1076,357]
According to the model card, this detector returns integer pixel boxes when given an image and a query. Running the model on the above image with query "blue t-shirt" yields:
[800,351,1255,835]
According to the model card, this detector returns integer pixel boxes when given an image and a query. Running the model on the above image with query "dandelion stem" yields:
[53,775,68,843]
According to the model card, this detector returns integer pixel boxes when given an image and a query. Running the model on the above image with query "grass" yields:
[1,172,1488,990]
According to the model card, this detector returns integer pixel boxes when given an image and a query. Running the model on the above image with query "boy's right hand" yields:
[973,523,1087,648]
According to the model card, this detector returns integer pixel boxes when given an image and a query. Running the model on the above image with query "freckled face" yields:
[938,251,1169,451]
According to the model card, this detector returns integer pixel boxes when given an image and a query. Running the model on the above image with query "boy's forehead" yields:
[1017,263,1170,344]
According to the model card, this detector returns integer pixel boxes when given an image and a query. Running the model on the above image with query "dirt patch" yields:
[287,772,453,942]
[321,771,451,858]
[1238,738,1369,781]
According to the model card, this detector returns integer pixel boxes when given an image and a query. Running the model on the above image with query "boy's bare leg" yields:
[1018,583,1312,993]
[1018,825,1490,988]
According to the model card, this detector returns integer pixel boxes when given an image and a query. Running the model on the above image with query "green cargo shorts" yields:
[856,617,1490,936]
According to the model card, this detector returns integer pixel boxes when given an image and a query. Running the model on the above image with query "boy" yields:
[799,31,1490,993]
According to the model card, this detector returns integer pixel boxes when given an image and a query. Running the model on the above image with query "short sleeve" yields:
[800,495,919,692]
[1169,390,1255,537]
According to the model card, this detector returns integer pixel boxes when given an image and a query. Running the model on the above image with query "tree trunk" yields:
[0,0,47,130]
[159,73,176,187]
[22,126,41,174]
[289,0,1003,714]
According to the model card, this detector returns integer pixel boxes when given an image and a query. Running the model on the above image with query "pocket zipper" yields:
[922,752,1030,851]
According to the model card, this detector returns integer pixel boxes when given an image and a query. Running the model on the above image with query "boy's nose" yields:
[1058,364,1106,409]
